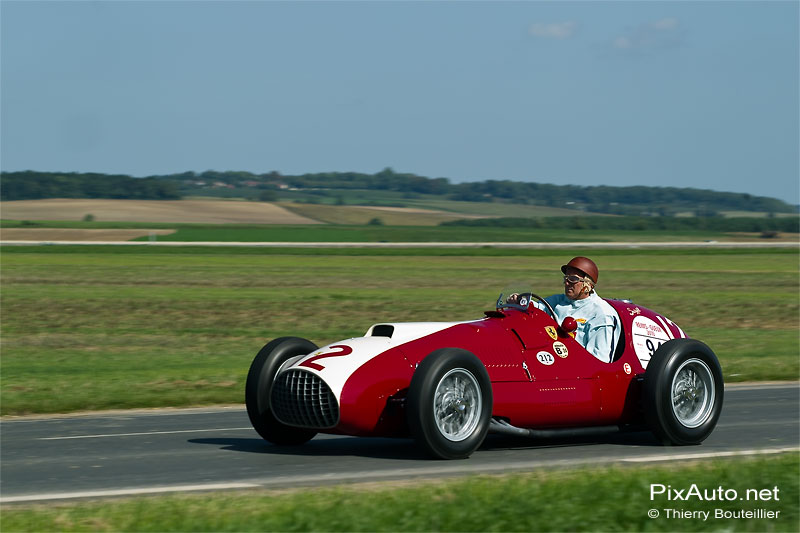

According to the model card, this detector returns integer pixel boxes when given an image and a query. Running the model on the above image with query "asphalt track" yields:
[1,383,797,504]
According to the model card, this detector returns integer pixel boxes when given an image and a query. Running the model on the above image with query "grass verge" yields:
[2,454,797,532]
[1,246,797,415]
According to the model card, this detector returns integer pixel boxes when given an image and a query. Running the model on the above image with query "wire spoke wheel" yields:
[433,369,482,442]
[644,339,723,445]
[671,358,715,428]
[408,348,492,459]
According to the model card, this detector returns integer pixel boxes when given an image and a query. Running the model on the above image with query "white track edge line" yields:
[39,427,253,440]
[621,446,799,463]
[0,483,259,504]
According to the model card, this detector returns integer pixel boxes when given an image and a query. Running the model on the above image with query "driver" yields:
[538,256,620,363]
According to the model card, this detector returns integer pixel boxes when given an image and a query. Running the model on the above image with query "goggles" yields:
[563,274,591,285]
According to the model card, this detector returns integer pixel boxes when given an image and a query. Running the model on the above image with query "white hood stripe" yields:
[288,321,468,399]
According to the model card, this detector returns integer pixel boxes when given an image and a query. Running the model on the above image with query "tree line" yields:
[1,171,180,201]
[1,169,796,216]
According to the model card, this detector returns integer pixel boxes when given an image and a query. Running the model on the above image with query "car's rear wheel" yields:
[643,339,723,445]
[245,337,319,445]
[407,348,492,459]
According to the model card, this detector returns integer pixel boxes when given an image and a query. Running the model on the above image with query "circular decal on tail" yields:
[632,316,671,369]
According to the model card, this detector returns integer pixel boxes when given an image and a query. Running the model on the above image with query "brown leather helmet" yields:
[561,256,599,284]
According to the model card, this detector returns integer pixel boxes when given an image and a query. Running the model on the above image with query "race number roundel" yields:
[536,351,555,366]
[632,316,671,369]
[552,342,568,358]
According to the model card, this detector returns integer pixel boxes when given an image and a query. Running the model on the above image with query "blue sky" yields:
[1,1,798,203]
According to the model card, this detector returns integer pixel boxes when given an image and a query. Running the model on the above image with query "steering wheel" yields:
[529,293,558,322]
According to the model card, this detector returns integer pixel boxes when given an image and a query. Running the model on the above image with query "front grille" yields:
[271,370,339,429]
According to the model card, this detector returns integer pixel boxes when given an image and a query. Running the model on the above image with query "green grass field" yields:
[2,454,797,532]
[135,225,764,243]
[0,245,797,415]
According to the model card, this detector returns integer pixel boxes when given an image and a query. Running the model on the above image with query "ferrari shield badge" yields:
[545,326,558,340]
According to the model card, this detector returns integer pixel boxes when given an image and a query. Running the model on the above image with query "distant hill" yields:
[1,169,796,216]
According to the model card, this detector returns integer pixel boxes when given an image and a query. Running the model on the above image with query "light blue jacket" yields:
[540,292,620,363]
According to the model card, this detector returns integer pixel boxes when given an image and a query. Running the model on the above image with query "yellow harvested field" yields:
[0,228,176,242]
[280,202,485,225]
[0,199,321,224]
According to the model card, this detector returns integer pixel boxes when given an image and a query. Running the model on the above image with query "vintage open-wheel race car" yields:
[246,288,724,459]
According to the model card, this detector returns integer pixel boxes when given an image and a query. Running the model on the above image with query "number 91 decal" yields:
[632,316,671,369]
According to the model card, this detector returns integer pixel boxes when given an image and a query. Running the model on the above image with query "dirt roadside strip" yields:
[2,240,798,248]
[0,229,178,241]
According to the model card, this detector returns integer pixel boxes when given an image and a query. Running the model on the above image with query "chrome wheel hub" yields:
[433,368,481,442]
[671,358,715,428]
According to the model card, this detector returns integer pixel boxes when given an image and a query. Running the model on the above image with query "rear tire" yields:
[245,337,319,445]
[407,348,492,459]
[643,339,723,445]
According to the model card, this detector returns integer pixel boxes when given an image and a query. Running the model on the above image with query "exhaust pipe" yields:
[489,418,621,439]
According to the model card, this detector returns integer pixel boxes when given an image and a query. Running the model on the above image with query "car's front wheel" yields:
[245,337,319,445]
[407,348,492,459]
[643,338,724,445]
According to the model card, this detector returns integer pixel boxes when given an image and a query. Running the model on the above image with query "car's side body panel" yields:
[271,298,691,437]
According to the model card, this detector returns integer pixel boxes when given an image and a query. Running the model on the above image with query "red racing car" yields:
[246,289,724,459]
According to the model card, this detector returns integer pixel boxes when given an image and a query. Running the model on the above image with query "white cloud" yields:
[613,36,632,49]
[529,21,576,39]
[612,17,682,50]
[653,17,679,31]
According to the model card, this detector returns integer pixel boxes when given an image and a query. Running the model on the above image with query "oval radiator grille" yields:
[271,370,339,429]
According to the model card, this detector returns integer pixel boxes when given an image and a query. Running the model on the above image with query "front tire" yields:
[245,337,319,445]
[643,339,724,445]
[407,348,492,459]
